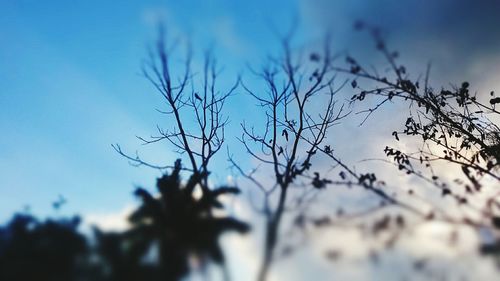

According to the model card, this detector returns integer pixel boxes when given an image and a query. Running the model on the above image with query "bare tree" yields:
[325,23,500,262]
[112,28,246,280]
[229,31,351,281]
[113,27,238,193]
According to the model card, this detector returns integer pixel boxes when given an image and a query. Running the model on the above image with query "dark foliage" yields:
[0,214,87,281]
[0,160,247,281]
[122,159,249,280]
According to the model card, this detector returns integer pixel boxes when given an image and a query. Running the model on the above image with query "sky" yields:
[1,1,500,280]
[0,0,300,220]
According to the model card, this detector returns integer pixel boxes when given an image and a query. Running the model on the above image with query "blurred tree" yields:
[118,159,249,281]
[0,214,88,281]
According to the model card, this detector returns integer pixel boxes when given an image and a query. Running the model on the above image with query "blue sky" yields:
[0,0,305,221]
[2,0,500,224]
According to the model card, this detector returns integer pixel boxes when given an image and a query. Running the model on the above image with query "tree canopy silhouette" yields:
[0,214,87,281]
[123,159,249,280]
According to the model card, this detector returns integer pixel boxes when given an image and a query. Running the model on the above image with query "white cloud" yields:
[83,204,134,232]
